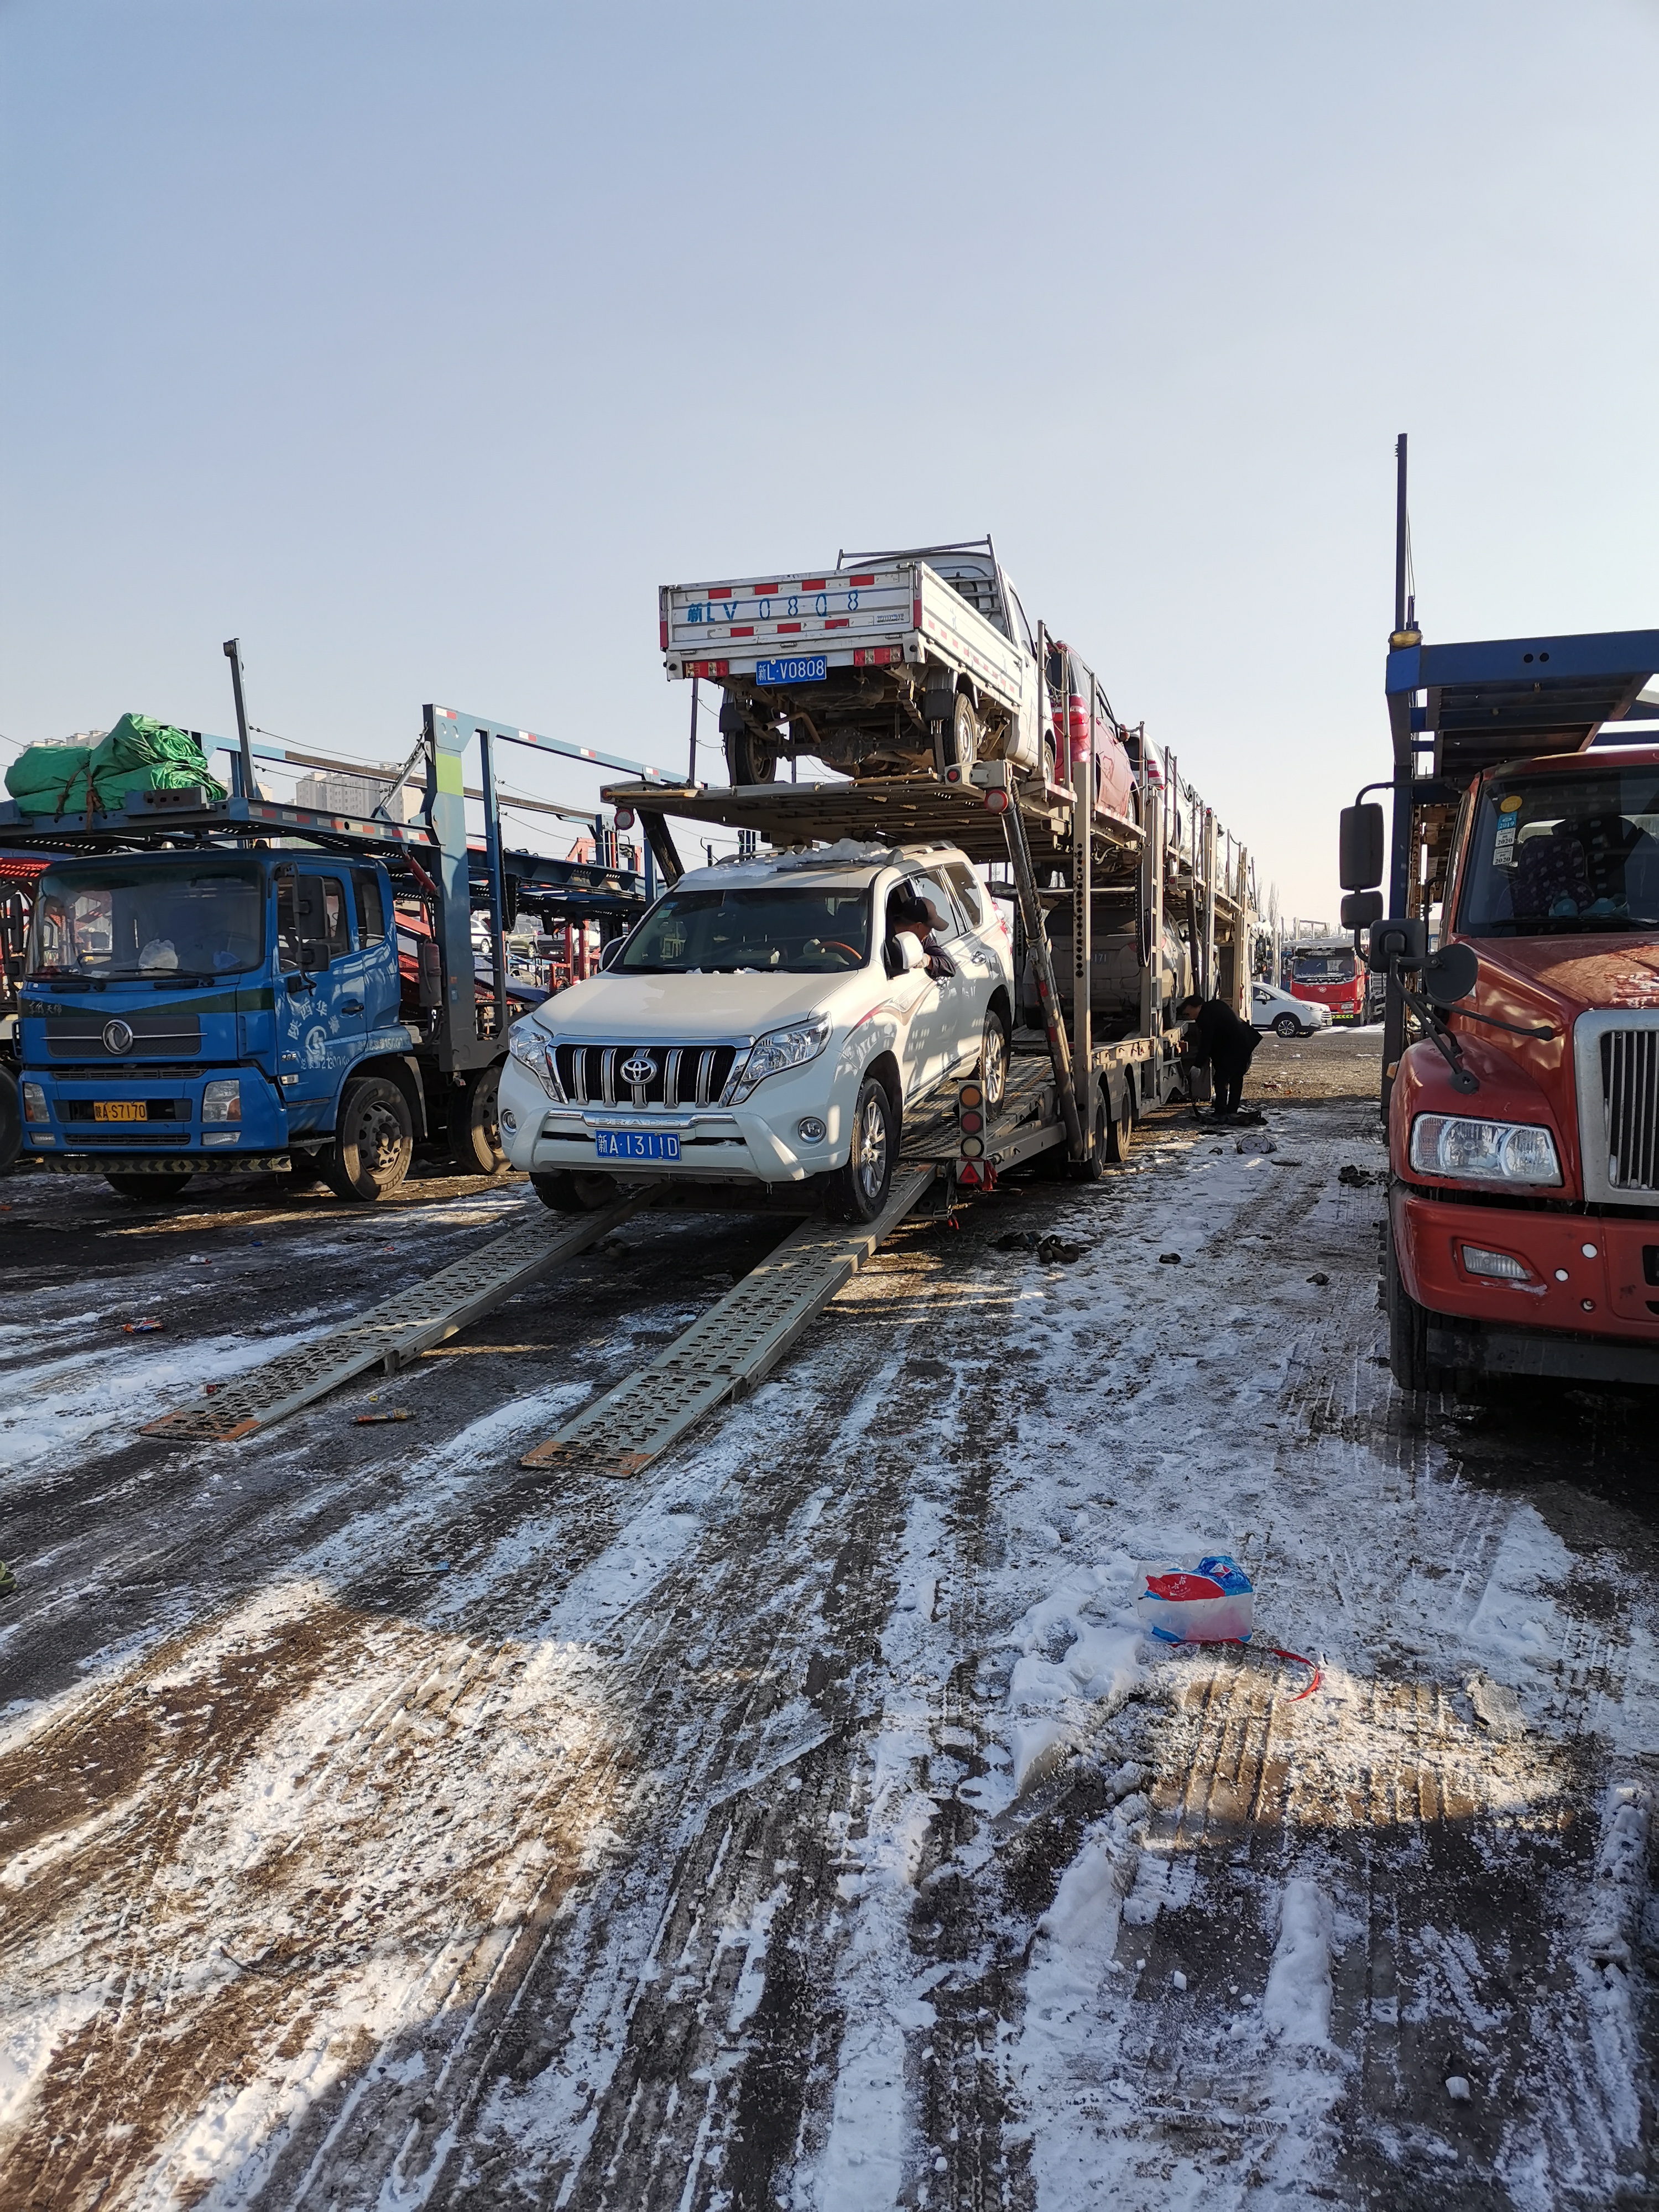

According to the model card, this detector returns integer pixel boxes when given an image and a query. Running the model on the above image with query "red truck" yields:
[1344,623,1659,1392]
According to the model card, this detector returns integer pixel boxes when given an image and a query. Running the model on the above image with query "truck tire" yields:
[530,1169,617,1214]
[934,692,979,779]
[1104,1083,1135,1164]
[825,1075,895,1223]
[324,1077,414,1204]
[726,726,779,785]
[0,1068,19,1175]
[1384,1210,1442,1394]
[450,1064,507,1176]
[106,1173,193,1203]
[1072,1090,1111,1183]
[977,1010,1009,1112]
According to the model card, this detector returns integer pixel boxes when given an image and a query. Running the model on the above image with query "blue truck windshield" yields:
[621,885,873,973]
[28,860,267,981]
[1460,768,1659,936]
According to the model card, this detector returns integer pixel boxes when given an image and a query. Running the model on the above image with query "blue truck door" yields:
[274,867,368,1132]
[351,865,402,1032]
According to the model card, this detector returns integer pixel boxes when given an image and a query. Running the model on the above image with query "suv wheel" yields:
[977,1011,1009,1111]
[531,1170,617,1214]
[1273,1013,1300,1038]
[826,1076,895,1223]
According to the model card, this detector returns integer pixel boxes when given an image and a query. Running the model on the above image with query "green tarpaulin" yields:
[4,716,225,816]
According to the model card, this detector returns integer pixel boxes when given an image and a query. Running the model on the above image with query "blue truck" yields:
[0,700,666,1203]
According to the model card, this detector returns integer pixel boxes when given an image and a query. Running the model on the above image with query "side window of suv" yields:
[943,862,989,929]
[910,872,964,940]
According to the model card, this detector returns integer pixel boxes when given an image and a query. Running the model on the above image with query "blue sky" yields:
[3,0,1656,917]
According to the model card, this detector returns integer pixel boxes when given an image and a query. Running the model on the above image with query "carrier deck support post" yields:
[1070,673,1095,1157]
[998,764,1086,1159]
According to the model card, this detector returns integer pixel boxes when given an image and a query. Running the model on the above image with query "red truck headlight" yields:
[1410,1113,1561,1186]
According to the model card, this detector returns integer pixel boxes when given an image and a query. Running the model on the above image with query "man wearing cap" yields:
[1178,992,1258,1117]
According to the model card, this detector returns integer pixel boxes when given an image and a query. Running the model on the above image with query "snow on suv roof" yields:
[672,839,966,892]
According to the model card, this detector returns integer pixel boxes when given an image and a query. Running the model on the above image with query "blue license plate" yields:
[594,1129,680,1161]
[755,655,827,685]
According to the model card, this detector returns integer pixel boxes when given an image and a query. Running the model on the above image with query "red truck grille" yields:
[1601,1028,1659,1193]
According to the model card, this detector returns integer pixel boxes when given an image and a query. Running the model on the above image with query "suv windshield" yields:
[28,860,267,980]
[1460,766,1659,936]
[620,884,872,973]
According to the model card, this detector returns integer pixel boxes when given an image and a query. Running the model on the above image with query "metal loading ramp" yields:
[518,1166,934,1478]
[140,1189,656,1443]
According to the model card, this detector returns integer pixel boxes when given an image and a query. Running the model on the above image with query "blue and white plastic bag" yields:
[1137,1554,1255,1645]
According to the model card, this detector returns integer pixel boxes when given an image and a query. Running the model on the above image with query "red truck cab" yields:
[1363,625,1659,1391]
[1282,937,1368,1022]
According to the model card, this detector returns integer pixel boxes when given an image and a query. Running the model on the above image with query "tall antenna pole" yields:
[1392,434,1409,638]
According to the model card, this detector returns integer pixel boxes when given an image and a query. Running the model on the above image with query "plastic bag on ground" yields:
[1137,1554,1254,1645]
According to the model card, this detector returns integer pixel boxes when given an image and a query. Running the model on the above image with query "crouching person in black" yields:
[1178,992,1259,1117]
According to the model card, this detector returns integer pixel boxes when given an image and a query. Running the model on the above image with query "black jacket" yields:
[1186,997,1258,1069]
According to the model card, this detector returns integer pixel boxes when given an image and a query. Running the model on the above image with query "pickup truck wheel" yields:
[106,1173,192,1203]
[726,727,779,785]
[450,1064,507,1176]
[0,1068,19,1174]
[934,692,979,779]
[324,1077,414,1204]
[530,1169,617,1214]
[977,1011,1009,1111]
[1273,1013,1300,1038]
[1385,1211,1443,1394]
[826,1076,895,1223]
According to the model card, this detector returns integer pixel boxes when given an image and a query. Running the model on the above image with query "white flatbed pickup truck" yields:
[661,539,1051,790]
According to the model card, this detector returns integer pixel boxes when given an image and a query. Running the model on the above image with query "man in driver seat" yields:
[887,883,956,979]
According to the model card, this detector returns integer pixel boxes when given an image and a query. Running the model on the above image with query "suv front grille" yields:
[552,1042,741,1109]
[1601,1027,1659,1193]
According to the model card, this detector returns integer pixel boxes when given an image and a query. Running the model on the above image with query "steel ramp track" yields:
[141,1187,656,1444]
[519,1166,935,1479]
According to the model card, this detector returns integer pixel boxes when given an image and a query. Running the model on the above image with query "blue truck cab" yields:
[18,849,424,1198]
[1,700,653,1203]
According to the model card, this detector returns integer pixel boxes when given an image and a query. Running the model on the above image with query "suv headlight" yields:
[508,1016,560,1099]
[729,1015,831,1103]
[1410,1113,1562,1186]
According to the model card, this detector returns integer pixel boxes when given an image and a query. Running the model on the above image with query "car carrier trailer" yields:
[1,698,662,1199]
[132,729,1259,1467]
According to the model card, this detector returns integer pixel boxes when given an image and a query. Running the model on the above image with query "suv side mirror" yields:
[884,933,926,977]
[1339,802,1386,890]
[1340,890,1384,930]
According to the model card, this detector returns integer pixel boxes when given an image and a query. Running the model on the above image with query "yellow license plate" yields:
[93,1101,148,1123]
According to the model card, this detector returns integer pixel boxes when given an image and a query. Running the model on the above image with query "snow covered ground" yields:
[1,1076,1655,2209]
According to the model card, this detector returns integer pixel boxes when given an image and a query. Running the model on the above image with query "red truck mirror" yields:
[1425,942,1478,1005]
[1341,891,1384,930]
[1339,802,1386,890]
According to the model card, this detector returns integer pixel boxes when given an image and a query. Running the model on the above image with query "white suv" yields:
[498,841,1014,1221]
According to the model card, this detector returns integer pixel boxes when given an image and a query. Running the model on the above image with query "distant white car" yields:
[1250,981,1332,1037]
[498,841,1014,1223]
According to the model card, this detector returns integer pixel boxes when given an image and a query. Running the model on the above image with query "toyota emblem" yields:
[619,1053,658,1087]
[103,1018,134,1055]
